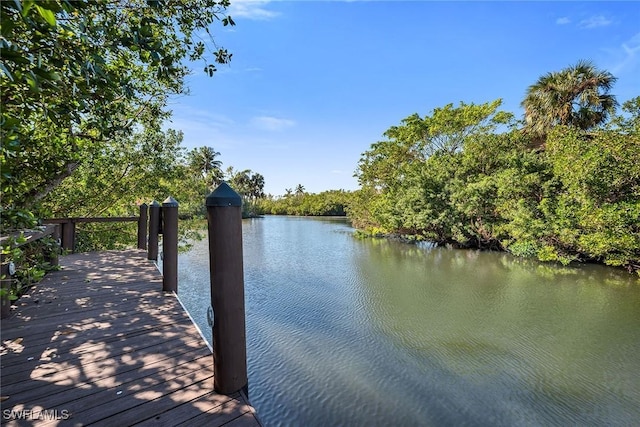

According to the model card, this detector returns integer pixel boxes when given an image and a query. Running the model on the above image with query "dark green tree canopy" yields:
[1,0,235,229]
[351,63,639,273]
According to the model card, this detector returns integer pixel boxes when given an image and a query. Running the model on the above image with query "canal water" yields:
[177,216,640,426]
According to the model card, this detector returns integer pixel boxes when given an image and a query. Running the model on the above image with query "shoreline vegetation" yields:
[1,1,638,281]
[254,63,640,275]
[342,62,640,276]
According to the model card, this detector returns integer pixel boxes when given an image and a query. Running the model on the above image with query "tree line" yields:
[257,187,351,216]
[348,62,639,274]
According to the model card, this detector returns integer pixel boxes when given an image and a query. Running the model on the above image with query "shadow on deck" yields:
[1,250,260,426]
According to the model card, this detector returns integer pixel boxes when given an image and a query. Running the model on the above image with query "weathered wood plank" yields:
[1,250,261,427]
[9,351,214,417]
[145,391,248,427]
[44,217,138,224]
[0,225,58,248]
[77,377,219,426]
[2,332,205,386]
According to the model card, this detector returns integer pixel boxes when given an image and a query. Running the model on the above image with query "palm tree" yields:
[229,169,252,196]
[295,184,305,196]
[187,146,224,188]
[187,146,223,178]
[522,60,617,143]
[249,173,265,201]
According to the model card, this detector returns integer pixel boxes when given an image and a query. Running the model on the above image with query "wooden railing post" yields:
[138,203,148,250]
[206,182,248,396]
[161,197,178,293]
[45,224,61,267]
[148,201,160,261]
[61,219,76,252]
[0,259,12,319]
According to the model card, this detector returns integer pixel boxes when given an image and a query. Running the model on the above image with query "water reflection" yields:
[178,216,640,426]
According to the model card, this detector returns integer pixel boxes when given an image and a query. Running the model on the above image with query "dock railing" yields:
[1,198,179,319]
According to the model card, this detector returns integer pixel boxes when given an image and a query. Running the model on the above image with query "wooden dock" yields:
[0,250,261,426]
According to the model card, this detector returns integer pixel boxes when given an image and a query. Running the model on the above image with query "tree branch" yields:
[26,161,81,207]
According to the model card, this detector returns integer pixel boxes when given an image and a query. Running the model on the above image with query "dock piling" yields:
[148,201,160,261]
[206,182,248,396]
[162,197,178,293]
[138,203,148,250]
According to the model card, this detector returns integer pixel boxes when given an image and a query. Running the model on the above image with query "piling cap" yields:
[150,200,160,207]
[206,182,242,207]
[162,196,179,207]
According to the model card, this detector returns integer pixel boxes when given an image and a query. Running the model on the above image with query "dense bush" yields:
[349,98,640,274]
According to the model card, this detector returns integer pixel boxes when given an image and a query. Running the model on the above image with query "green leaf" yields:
[0,63,14,81]
[20,0,33,17]
[35,5,57,27]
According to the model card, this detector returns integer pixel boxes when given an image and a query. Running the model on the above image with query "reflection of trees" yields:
[351,237,640,409]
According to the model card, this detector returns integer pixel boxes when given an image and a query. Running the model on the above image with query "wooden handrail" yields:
[0,224,59,248]
[42,206,148,252]
[44,217,138,224]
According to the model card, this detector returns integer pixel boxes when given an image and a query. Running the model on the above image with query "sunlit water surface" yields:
[177,216,640,426]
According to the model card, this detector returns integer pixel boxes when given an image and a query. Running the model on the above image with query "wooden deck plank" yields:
[2,338,202,393]
[2,333,205,388]
[0,302,181,341]
[79,377,220,426]
[7,351,214,418]
[135,391,241,427]
[1,250,261,427]
[217,411,263,427]
[173,393,256,427]
[1,322,183,369]
[2,321,200,375]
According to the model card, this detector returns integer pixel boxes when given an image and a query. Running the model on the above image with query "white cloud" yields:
[579,15,612,29]
[556,17,571,25]
[162,106,238,149]
[228,1,280,20]
[171,106,235,127]
[250,116,296,131]
[609,32,640,75]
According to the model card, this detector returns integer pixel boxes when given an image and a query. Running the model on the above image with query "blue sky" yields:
[167,1,640,196]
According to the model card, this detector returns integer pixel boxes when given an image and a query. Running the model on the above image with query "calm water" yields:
[177,216,640,426]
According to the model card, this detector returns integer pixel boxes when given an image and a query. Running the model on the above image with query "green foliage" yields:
[350,89,640,273]
[225,168,265,217]
[1,0,235,230]
[544,122,640,269]
[187,146,224,188]
[1,234,61,301]
[258,190,352,216]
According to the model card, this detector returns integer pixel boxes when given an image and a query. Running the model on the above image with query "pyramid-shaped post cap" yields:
[206,182,242,207]
[162,196,179,207]
[150,200,161,207]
